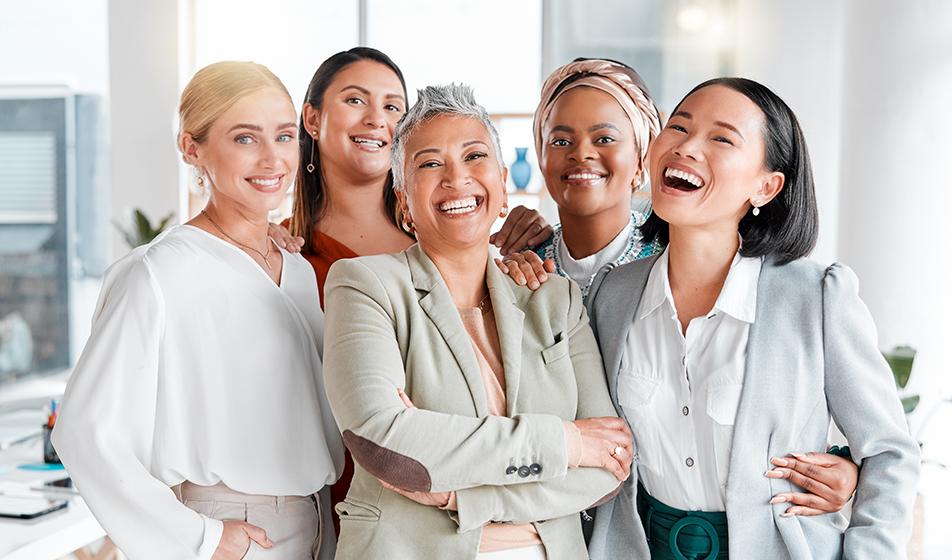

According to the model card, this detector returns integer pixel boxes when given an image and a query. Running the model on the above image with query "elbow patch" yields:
[343,430,432,492]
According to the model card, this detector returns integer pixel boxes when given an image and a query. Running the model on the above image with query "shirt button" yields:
[517,465,531,478]
[682,406,689,416]
[685,457,695,468]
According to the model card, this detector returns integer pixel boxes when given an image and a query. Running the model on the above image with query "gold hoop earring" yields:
[401,213,415,234]
[197,175,205,188]
[307,131,318,173]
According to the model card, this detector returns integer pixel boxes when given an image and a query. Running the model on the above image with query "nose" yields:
[568,138,597,162]
[441,158,471,189]
[364,103,387,129]
[672,133,703,161]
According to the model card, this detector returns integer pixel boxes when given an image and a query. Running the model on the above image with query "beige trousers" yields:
[177,481,323,559]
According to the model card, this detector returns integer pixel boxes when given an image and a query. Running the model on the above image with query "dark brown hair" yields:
[290,47,409,250]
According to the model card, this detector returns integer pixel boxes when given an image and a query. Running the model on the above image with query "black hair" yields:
[640,77,819,264]
[290,47,410,249]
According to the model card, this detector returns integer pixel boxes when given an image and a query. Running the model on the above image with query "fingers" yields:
[492,205,529,250]
[770,491,836,514]
[771,455,845,493]
[494,258,510,275]
[526,222,554,249]
[502,252,548,290]
[787,451,837,467]
[764,466,835,501]
[780,505,827,517]
[241,522,273,549]
[501,210,546,255]
[606,444,632,481]
[267,223,305,253]
[542,258,556,274]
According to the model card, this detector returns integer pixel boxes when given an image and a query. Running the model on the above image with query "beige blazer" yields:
[322,244,621,560]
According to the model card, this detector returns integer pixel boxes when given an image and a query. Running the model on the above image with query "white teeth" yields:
[249,178,279,186]
[664,167,704,187]
[566,173,603,181]
[352,136,384,148]
[439,196,478,213]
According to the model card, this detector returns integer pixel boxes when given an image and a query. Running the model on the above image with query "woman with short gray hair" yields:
[322,84,632,560]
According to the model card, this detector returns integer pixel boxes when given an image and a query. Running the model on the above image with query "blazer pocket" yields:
[541,336,570,365]
[335,498,381,522]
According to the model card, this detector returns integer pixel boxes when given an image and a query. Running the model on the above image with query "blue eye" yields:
[277,133,295,142]
[235,135,254,145]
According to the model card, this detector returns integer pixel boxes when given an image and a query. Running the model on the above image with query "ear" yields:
[395,189,410,216]
[302,103,320,139]
[630,163,645,191]
[501,166,509,195]
[754,171,785,207]
[179,132,202,166]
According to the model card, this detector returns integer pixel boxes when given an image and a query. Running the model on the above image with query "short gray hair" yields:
[391,83,503,192]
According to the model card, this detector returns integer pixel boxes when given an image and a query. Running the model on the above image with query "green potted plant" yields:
[115,208,174,248]
[884,345,919,414]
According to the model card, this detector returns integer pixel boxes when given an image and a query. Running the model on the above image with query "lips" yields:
[437,195,483,216]
[661,165,706,192]
[562,167,608,186]
[246,175,284,193]
[350,135,388,152]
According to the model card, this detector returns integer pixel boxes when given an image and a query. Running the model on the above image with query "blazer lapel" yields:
[591,256,658,406]
[486,260,525,416]
[406,245,490,417]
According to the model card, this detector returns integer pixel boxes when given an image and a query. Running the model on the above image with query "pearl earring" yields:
[752,206,761,217]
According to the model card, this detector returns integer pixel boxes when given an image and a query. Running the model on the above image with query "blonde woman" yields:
[52,62,343,560]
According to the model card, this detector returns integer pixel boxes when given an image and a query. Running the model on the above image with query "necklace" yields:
[545,210,661,299]
[201,210,273,272]
[477,293,492,315]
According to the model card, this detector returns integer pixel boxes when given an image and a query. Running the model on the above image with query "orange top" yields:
[283,221,359,310]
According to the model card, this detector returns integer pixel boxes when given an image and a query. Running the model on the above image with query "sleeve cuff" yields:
[197,516,224,560]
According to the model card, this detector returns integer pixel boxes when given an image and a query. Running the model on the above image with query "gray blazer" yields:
[322,244,621,560]
[586,255,920,560]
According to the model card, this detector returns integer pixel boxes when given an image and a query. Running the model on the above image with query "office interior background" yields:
[0,0,950,558]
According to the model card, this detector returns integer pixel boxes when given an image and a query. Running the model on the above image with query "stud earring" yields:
[499,202,509,219]
[752,205,761,217]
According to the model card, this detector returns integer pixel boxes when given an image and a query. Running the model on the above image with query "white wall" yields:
[838,0,952,429]
[107,0,181,258]
[732,0,845,265]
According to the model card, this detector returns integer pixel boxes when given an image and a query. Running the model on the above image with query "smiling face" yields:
[186,87,298,214]
[399,114,507,257]
[649,84,784,231]
[540,87,641,220]
[306,59,406,183]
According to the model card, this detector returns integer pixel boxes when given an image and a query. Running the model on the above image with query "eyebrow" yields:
[412,140,489,160]
[671,111,744,139]
[340,84,406,103]
[227,123,297,134]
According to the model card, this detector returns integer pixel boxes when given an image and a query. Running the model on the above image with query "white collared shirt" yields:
[619,247,762,511]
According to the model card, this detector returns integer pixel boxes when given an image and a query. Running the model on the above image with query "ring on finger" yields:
[610,445,624,457]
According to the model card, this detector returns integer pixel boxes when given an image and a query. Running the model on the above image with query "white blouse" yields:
[619,248,761,511]
[52,225,344,560]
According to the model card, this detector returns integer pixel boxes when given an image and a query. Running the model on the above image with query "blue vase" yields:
[511,147,531,191]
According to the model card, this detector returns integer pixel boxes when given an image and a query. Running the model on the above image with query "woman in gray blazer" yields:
[322,84,635,560]
[586,78,920,559]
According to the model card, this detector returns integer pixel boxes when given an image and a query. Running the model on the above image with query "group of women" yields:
[51,46,919,560]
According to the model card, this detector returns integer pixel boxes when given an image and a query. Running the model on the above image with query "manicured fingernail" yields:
[538,273,547,281]
[529,281,540,289]
[771,457,789,467]
[780,512,795,517]
[764,469,782,478]
[769,495,787,504]
[791,452,806,459]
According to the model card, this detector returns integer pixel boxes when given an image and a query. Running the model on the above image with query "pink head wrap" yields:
[533,59,662,186]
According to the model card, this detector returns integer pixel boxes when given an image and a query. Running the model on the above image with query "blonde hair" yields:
[177,61,290,155]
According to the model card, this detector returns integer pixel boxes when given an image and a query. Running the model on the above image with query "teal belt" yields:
[637,483,729,560]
